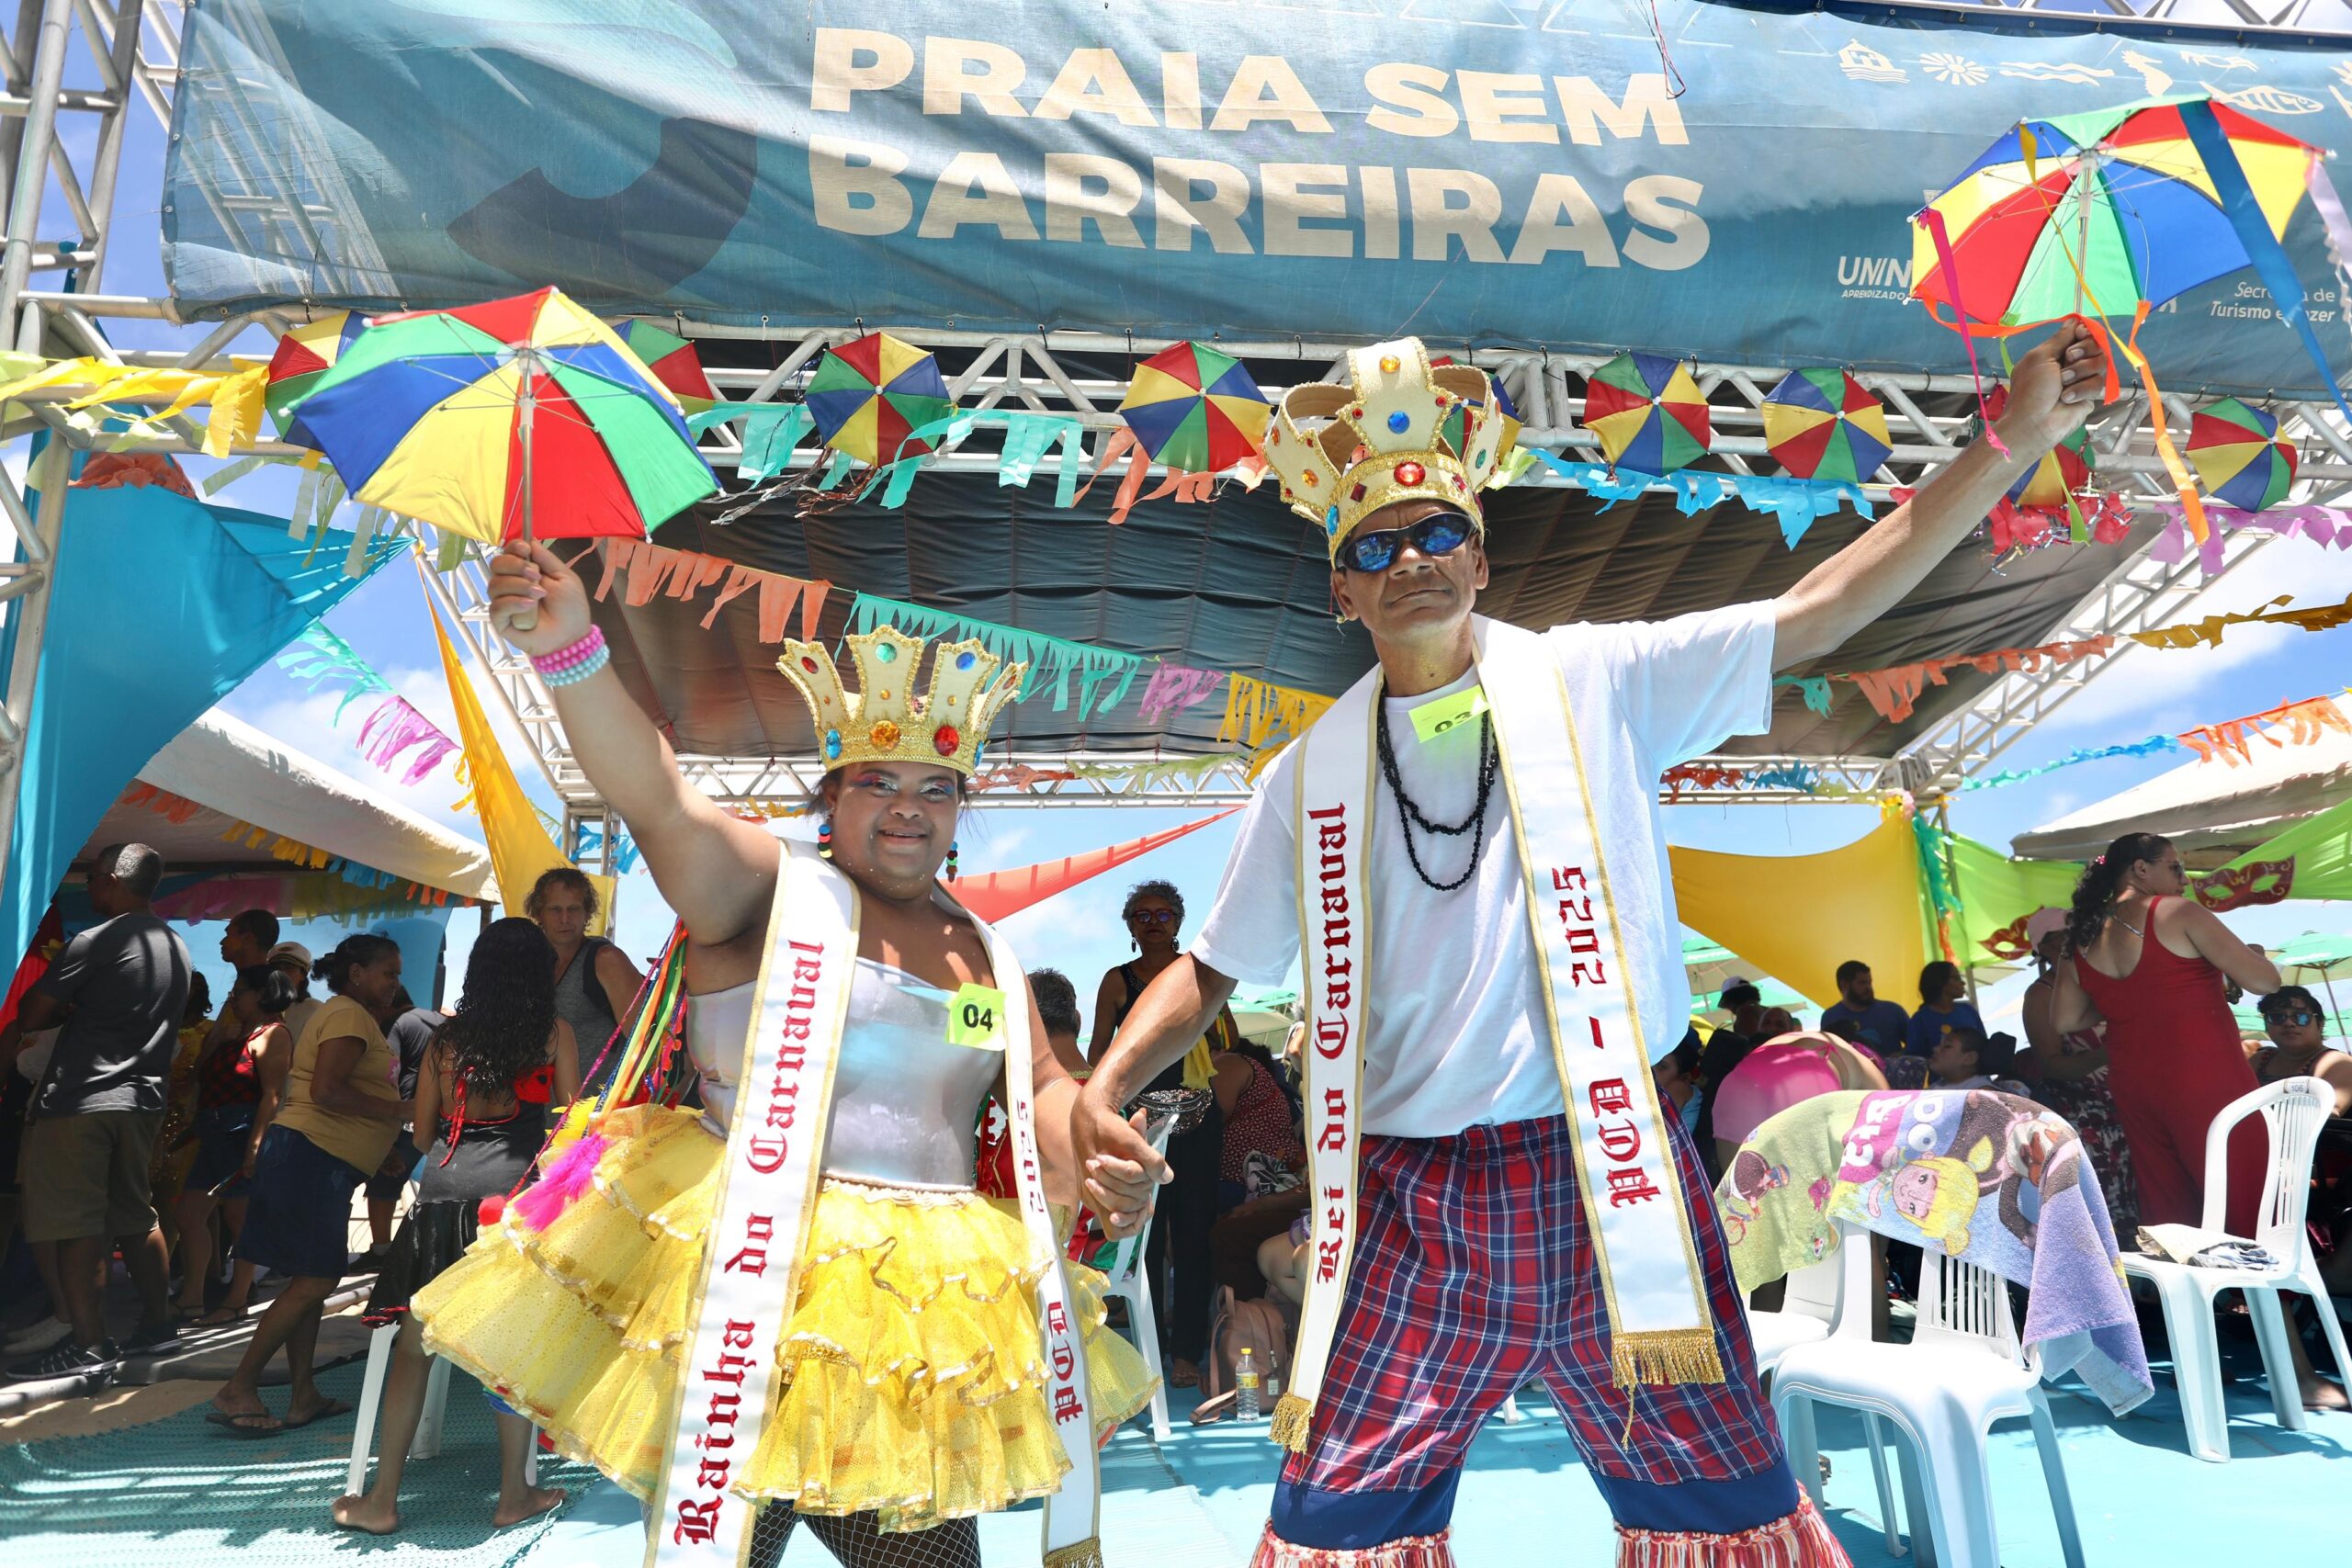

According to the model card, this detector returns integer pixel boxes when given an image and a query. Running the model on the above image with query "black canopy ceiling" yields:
[589,469,2143,767]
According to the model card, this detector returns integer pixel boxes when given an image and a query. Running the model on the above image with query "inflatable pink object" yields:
[1710,1036,1844,1146]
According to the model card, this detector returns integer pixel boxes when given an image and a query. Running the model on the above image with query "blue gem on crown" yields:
[823,728,842,760]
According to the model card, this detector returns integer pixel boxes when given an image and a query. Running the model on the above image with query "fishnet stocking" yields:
[745,1502,985,1568]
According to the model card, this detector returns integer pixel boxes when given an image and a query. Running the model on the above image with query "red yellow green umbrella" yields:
[805,333,954,466]
[2188,399,2298,513]
[1762,370,1893,483]
[264,310,368,445]
[1979,387,2089,509]
[1582,353,1710,473]
[611,319,717,418]
[1118,342,1271,473]
[289,286,717,547]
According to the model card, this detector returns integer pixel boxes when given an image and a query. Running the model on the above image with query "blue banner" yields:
[164,1,2352,396]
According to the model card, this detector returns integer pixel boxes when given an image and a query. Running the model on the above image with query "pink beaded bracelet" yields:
[531,626,605,675]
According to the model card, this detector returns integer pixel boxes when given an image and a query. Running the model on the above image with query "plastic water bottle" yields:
[1235,1348,1261,1420]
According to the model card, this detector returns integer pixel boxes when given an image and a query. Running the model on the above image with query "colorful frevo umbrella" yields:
[2188,398,2298,513]
[1118,341,1271,474]
[1761,370,1893,483]
[611,319,718,417]
[1582,352,1711,474]
[1981,387,2089,511]
[264,310,368,445]
[805,332,954,467]
[290,286,718,553]
[1910,96,2347,541]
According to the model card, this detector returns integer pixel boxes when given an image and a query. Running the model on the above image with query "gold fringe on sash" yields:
[1609,1328,1726,1391]
[1043,1538,1105,1568]
[1268,1392,1316,1453]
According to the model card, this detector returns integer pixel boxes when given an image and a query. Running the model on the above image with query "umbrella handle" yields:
[509,344,539,631]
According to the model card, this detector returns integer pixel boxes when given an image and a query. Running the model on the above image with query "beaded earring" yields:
[817,818,833,859]
[946,840,960,881]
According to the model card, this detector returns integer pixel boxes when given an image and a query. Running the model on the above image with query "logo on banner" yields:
[1838,254,1913,301]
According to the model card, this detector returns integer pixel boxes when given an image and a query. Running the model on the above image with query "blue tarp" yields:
[163,0,2352,396]
[0,478,399,974]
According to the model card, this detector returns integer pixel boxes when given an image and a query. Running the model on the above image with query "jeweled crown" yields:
[1261,337,1519,558]
[776,626,1026,777]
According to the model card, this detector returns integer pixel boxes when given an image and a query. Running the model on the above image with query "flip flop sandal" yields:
[205,1411,283,1438]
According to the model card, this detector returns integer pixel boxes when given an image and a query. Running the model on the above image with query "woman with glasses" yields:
[2251,986,2352,1112]
[1091,879,1238,1388]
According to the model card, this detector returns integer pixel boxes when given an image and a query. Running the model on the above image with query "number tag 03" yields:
[946,983,1009,1050]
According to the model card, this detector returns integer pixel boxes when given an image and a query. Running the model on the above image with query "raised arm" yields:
[489,540,778,947]
[1772,322,2109,671]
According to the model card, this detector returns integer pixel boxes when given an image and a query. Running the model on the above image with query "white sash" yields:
[648,840,854,1567]
[1276,618,1719,1452]
[645,845,1102,1566]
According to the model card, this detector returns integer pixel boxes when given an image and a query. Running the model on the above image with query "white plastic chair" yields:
[348,1324,537,1494]
[1773,1233,2084,1568]
[2120,1074,2352,1463]
[1098,1117,1177,1441]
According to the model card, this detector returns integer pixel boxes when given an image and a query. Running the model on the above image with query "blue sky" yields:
[53,59,2352,1036]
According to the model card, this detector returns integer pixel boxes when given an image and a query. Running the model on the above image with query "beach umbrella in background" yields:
[611,319,718,417]
[1582,352,1711,473]
[805,332,954,466]
[289,286,718,558]
[2188,398,2298,513]
[264,310,368,446]
[1763,369,1894,482]
[2267,931,2352,1024]
[1118,341,1272,474]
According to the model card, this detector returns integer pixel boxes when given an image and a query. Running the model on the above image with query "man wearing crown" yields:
[1077,328,2108,1567]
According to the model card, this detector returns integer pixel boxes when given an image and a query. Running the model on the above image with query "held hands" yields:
[487,540,592,656]
[1071,1081,1171,1239]
[1996,319,2111,454]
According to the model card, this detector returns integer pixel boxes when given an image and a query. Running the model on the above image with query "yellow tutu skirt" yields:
[413,1105,1156,1533]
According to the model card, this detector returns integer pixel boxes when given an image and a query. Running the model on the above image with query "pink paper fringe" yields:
[1137,662,1227,725]
[510,1129,608,1233]
[359,696,459,786]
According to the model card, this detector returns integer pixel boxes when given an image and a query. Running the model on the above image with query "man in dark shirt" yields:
[2,844,192,1379]
[1816,960,1911,1057]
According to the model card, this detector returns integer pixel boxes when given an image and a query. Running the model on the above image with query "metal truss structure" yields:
[1882,0,2352,33]
[0,1,2348,886]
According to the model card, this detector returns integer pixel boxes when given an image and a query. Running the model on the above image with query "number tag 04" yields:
[947,983,1009,1049]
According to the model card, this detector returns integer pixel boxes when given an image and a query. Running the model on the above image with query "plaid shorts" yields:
[1272,1109,1796,1549]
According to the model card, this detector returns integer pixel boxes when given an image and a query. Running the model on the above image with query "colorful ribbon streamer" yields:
[845,592,1144,716]
[1522,449,1873,545]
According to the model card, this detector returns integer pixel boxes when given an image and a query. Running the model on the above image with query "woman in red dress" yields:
[2052,831,2346,1410]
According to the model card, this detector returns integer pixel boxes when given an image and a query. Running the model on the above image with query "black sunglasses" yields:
[2267,1008,2319,1027]
[1336,513,1472,574]
[1127,908,1177,925]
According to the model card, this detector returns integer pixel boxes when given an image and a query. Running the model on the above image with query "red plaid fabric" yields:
[1285,1109,1784,1495]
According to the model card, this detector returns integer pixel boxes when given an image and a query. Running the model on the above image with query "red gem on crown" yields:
[1395,460,1426,487]
[799,656,820,673]
[933,724,961,757]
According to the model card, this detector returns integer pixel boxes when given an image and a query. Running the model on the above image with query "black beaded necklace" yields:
[1374,701,1498,894]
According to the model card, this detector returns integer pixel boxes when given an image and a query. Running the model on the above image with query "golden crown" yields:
[1261,338,1520,559]
[775,626,1026,777]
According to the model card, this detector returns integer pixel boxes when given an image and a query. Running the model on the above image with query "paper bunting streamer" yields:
[846,592,1144,716]
[117,782,206,826]
[1522,450,1871,547]
[570,818,643,876]
[2179,694,2350,764]
[593,537,830,642]
[2188,398,2298,513]
[1661,762,1746,800]
[216,816,465,905]
[2151,499,2352,576]
[1762,370,1893,483]
[1216,675,1335,750]
[2128,592,2352,650]
[1845,636,2114,723]
[1583,352,1710,473]
[1957,736,2188,792]
[1137,663,1228,725]
[0,355,270,457]
[275,623,392,720]
[358,696,460,787]
[1774,675,1833,716]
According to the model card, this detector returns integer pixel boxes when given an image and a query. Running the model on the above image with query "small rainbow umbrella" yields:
[290,286,718,547]
[805,333,954,466]
[2188,399,2298,513]
[1977,389,2090,509]
[1118,342,1271,473]
[264,310,368,445]
[1582,352,1710,473]
[1761,370,1893,483]
[611,319,717,417]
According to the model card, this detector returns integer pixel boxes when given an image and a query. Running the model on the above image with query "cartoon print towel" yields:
[1717,1089,2152,1415]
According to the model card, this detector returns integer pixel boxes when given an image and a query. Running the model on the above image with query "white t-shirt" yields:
[1191,605,1775,1138]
